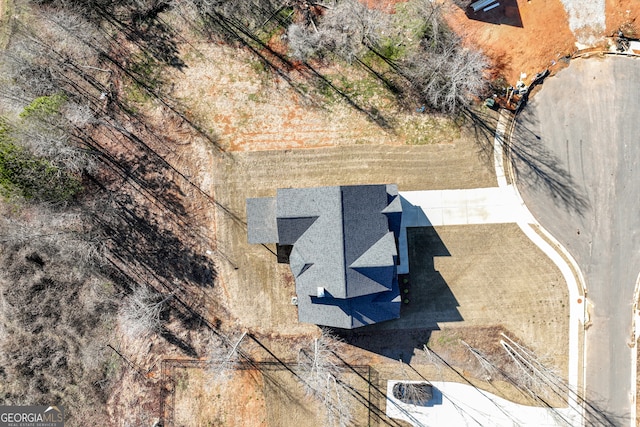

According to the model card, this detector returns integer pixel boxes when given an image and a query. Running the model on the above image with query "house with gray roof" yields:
[247,184,403,329]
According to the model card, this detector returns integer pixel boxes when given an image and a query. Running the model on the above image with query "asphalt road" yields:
[513,56,640,426]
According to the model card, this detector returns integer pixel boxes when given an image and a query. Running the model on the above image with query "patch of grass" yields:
[315,78,338,103]
[247,92,262,102]
[103,352,121,379]
[391,0,431,50]
[316,70,395,110]
[125,52,165,106]
[361,36,406,70]
[19,94,67,120]
[175,370,189,392]
[0,0,14,50]
[249,58,269,75]
[0,119,82,202]
[401,115,461,145]
[124,82,153,107]
[433,329,460,348]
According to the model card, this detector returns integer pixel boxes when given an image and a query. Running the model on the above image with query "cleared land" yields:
[167,27,576,416]
[171,364,372,427]
[208,141,569,391]
[173,43,473,152]
[445,0,576,84]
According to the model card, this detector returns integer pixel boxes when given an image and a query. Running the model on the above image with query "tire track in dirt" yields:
[220,145,497,193]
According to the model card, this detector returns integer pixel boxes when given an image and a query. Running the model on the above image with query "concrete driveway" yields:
[397,187,534,274]
[386,380,576,427]
[512,55,640,426]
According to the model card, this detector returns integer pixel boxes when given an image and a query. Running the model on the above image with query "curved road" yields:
[513,56,640,426]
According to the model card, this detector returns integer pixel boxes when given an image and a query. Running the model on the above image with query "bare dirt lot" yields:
[171,363,372,427]
[173,43,469,152]
[606,0,640,35]
[445,0,577,84]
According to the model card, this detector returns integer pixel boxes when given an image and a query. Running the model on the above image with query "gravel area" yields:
[559,0,606,46]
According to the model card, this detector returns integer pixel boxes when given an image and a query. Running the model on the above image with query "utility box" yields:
[470,0,498,12]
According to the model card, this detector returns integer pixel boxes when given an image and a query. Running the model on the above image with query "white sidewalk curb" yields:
[494,109,587,425]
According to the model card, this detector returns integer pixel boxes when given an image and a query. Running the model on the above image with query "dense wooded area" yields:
[0,0,492,424]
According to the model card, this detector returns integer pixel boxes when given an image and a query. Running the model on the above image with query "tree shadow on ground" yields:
[90,1,186,70]
[453,0,523,27]
[463,106,590,216]
[98,194,215,287]
[510,110,590,215]
[461,106,500,164]
[580,392,630,427]
[160,326,199,358]
[196,7,395,131]
[83,109,218,329]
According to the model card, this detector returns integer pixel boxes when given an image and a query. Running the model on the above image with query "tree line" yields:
[0,0,492,425]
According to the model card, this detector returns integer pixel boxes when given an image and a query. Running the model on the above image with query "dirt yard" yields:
[444,0,577,85]
[171,364,371,427]
[606,0,640,35]
[173,42,467,152]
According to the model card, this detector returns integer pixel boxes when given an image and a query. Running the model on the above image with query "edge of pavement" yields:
[493,108,588,425]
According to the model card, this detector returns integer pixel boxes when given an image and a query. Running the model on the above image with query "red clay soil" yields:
[359,0,403,12]
[362,0,577,86]
[606,0,640,35]
[444,0,577,85]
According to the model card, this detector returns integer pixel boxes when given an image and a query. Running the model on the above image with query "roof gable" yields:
[276,216,318,245]
[246,184,402,329]
[350,231,397,268]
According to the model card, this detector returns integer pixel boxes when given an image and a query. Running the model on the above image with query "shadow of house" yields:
[455,0,523,28]
[247,187,462,362]
[335,199,462,363]
[247,184,403,330]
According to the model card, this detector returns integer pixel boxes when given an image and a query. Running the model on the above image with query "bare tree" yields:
[287,0,387,62]
[287,23,328,60]
[402,42,489,113]
[297,328,354,427]
[460,339,497,381]
[119,285,171,339]
[397,0,489,113]
[206,331,246,384]
[500,333,565,401]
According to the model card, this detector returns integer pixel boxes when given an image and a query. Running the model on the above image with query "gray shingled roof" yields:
[246,184,402,329]
[246,197,277,244]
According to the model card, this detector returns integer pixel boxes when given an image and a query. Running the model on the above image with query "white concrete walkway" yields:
[397,186,534,274]
[386,380,576,427]
[390,110,586,426]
